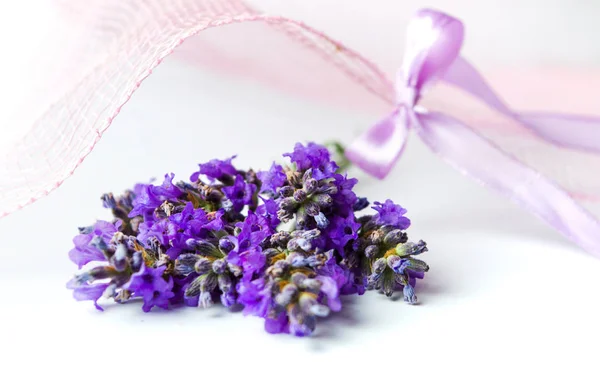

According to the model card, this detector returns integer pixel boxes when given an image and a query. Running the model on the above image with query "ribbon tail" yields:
[443,57,600,153]
[415,111,600,257]
[345,109,409,179]
[517,114,600,153]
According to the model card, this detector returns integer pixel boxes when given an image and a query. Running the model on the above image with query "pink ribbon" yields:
[346,9,600,256]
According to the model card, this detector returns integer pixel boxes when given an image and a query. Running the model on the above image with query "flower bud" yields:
[314,212,329,229]
[277,208,293,224]
[212,259,227,274]
[288,251,308,267]
[384,230,408,246]
[278,185,294,197]
[299,293,330,317]
[296,207,308,228]
[302,168,313,181]
[386,255,403,272]
[199,291,214,308]
[364,245,379,259]
[201,273,218,292]
[279,197,297,211]
[186,239,221,257]
[269,232,290,247]
[296,238,312,252]
[176,253,200,276]
[112,242,128,272]
[218,273,233,292]
[101,193,117,209]
[275,283,298,306]
[372,258,387,274]
[382,275,395,297]
[366,272,381,289]
[293,189,307,203]
[301,278,322,292]
[318,184,338,195]
[353,197,369,211]
[402,258,429,273]
[120,190,135,209]
[194,257,212,274]
[218,238,235,254]
[268,260,290,277]
[396,240,428,256]
[288,305,316,337]
[301,229,321,240]
[185,276,202,297]
[313,193,333,208]
[303,178,318,194]
[304,202,320,217]
[131,251,143,272]
[403,284,418,304]
[290,272,308,286]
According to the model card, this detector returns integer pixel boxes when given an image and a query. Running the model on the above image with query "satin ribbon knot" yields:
[346,8,600,257]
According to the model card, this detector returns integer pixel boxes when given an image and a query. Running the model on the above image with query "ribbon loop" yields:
[347,8,600,258]
[401,9,464,92]
[346,8,465,179]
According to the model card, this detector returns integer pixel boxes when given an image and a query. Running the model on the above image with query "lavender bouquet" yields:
[67,142,429,336]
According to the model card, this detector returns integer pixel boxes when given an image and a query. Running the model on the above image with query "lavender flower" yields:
[129,173,183,219]
[354,204,429,301]
[222,174,257,212]
[326,213,361,254]
[283,142,339,180]
[256,196,280,231]
[66,280,110,311]
[190,156,237,183]
[257,163,286,194]
[125,264,174,312]
[372,199,411,229]
[67,142,431,337]
[69,220,119,268]
[236,246,344,336]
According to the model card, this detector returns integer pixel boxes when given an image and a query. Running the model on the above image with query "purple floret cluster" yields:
[67,143,430,336]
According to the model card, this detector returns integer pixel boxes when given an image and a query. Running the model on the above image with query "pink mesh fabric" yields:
[1,0,599,219]
[0,0,394,217]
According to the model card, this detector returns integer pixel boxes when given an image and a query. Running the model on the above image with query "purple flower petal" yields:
[68,282,109,311]
[372,199,411,229]
[316,275,342,312]
[257,163,286,193]
[69,220,118,269]
[190,156,237,182]
[222,175,257,212]
[283,142,338,179]
[125,264,174,312]
[264,313,289,334]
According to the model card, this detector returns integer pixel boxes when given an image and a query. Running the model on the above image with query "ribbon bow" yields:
[346,9,600,256]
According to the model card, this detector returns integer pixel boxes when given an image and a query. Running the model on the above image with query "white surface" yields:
[1,59,600,387]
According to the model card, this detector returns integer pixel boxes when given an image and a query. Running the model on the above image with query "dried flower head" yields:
[67,142,430,336]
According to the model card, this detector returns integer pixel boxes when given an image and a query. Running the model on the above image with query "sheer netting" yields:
[1,0,599,227]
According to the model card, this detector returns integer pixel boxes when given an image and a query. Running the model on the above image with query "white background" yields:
[1,1,600,387]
